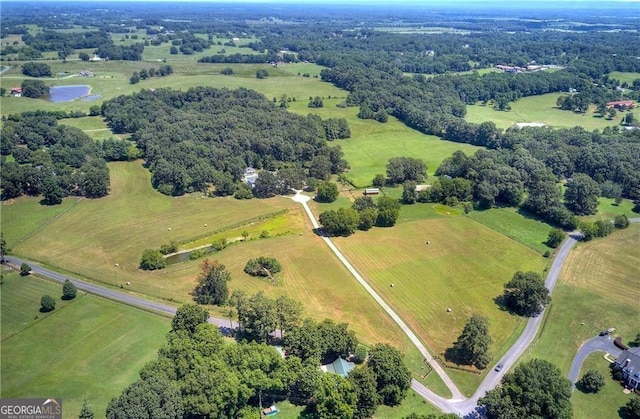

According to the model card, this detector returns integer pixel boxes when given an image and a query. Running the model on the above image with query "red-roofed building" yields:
[10,87,22,95]
[607,100,635,110]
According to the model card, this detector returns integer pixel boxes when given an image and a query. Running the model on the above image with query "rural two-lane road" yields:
[3,256,237,330]
[6,202,638,417]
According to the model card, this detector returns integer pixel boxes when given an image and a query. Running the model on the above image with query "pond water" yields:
[164,246,213,265]
[48,85,91,102]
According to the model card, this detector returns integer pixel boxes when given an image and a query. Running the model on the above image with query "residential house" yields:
[320,357,355,377]
[614,347,640,390]
[607,100,635,110]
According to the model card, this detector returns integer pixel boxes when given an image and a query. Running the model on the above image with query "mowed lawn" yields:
[0,60,346,117]
[465,93,638,131]
[527,224,640,374]
[331,215,545,366]
[3,161,296,300]
[571,353,636,419]
[466,207,555,254]
[2,161,407,351]
[1,271,169,418]
[287,99,482,187]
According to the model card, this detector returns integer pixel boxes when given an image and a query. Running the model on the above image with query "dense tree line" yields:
[129,65,173,84]
[431,125,640,226]
[479,358,572,418]
[106,302,412,418]
[21,30,111,52]
[0,112,114,202]
[319,195,401,236]
[22,62,52,77]
[198,53,273,64]
[95,43,144,61]
[101,87,350,196]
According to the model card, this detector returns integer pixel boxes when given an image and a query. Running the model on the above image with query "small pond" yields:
[49,85,91,102]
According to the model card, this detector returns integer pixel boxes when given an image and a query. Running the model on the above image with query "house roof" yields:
[607,100,634,106]
[321,357,355,377]
[616,347,640,376]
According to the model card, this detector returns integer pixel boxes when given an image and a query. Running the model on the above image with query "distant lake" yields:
[49,85,91,102]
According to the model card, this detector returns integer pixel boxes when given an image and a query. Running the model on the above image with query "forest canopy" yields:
[101,87,350,196]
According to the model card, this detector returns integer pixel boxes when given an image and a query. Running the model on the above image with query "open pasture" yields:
[608,71,640,85]
[465,93,635,131]
[1,272,169,418]
[287,99,482,187]
[2,161,408,350]
[527,224,640,373]
[331,216,545,368]
[466,207,554,254]
[1,60,346,117]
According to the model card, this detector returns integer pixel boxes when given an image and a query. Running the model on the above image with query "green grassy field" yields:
[466,207,555,254]
[608,71,640,85]
[1,162,409,353]
[583,197,637,222]
[0,270,170,418]
[571,353,635,419]
[0,60,346,117]
[330,215,545,393]
[527,224,640,374]
[286,99,482,187]
[465,93,638,131]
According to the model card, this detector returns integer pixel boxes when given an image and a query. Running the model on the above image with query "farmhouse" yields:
[242,167,258,186]
[514,122,546,129]
[10,87,22,96]
[607,100,635,110]
[320,357,355,377]
[614,347,640,390]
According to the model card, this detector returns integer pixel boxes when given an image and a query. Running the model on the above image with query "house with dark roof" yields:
[320,357,355,377]
[614,347,640,390]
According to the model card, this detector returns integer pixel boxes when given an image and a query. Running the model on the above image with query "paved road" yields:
[293,197,639,416]
[292,191,465,400]
[6,205,637,416]
[3,256,237,330]
[568,335,622,386]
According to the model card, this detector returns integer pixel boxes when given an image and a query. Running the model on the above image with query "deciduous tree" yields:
[193,259,231,305]
[62,279,77,300]
[547,228,565,248]
[20,262,31,276]
[40,294,56,312]
[171,304,209,335]
[449,314,492,369]
[316,180,339,203]
[478,359,572,419]
[348,366,380,419]
[367,343,412,406]
[502,271,550,317]
[139,249,166,271]
[106,373,184,419]
[564,173,600,215]
[578,369,605,393]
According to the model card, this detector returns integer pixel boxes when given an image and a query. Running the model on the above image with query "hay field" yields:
[331,215,545,359]
[528,224,640,372]
[1,271,169,418]
[465,93,637,131]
